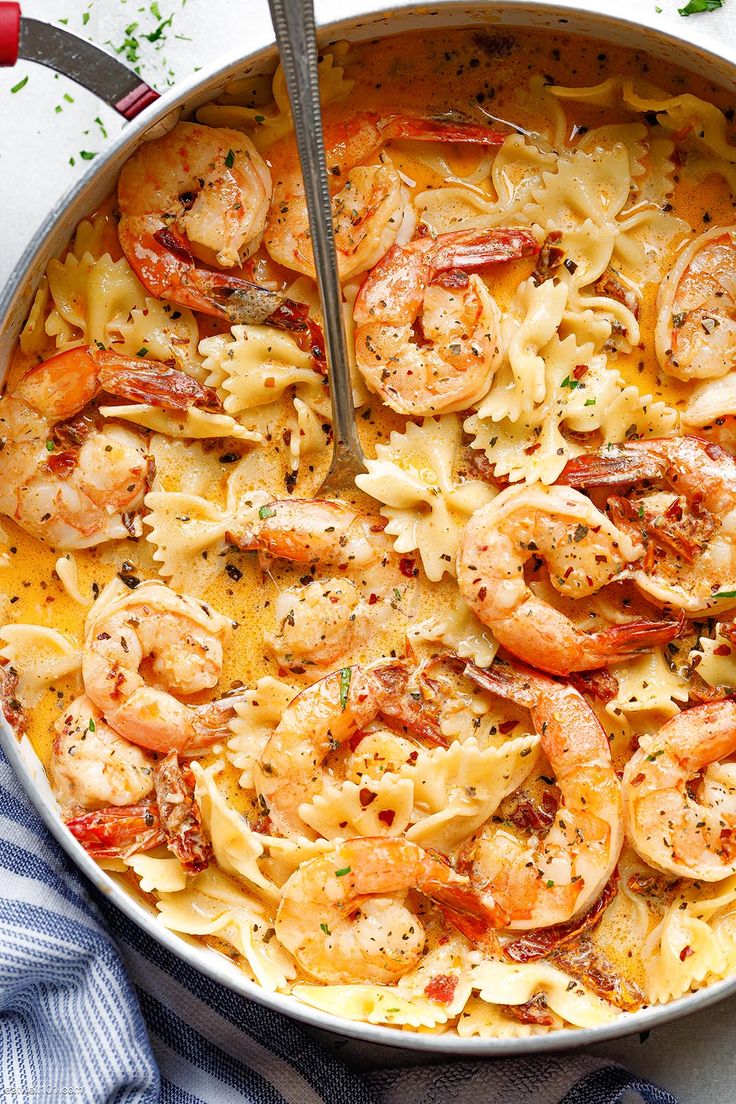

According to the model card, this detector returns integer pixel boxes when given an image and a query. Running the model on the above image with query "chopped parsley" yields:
[136,347,149,358]
[88,718,96,732]
[45,440,55,452]
[335,866,351,877]
[678,0,723,13]
[79,151,97,161]
[225,149,235,169]
[560,375,580,390]
[319,922,331,935]
[339,667,352,711]
[258,505,276,519]
[712,590,736,599]
[10,76,28,94]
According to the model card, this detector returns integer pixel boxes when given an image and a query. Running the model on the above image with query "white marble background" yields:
[2,1,736,1100]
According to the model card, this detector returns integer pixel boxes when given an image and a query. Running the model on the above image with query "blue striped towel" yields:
[0,745,677,1104]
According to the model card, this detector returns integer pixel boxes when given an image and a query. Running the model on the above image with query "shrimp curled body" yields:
[655,225,736,380]
[623,699,736,880]
[82,581,237,754]
[265,112,506,283]
[457,483,681,675]
[560,435,736,615]
[462,660,623,930]
[255,661,444,836]
[117,121,318,345]
[276,836,498,984]
[0,344,216,548]
[354,227,539,415]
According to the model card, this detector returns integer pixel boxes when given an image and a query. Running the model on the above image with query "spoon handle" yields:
[267,0,365,479]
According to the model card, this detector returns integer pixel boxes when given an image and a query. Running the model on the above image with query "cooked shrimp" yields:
[560,436,736,615]
[255,660,444,836]
[66,749,212,872]
[82,580,238,754]
[623,699,736,880]
[275,836,498,983]
[0,344,217,548]
[117,121,322,353]
[232,498,383,568]
[457,483,682,676]
[354,227,539,414]
[655,225,736,380]
[265,111,506,282]
[266,577,362,669]
[461,660,623,929]
[50,695,155,810]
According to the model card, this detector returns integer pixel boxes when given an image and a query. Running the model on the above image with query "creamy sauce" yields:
[4,24,736,1033]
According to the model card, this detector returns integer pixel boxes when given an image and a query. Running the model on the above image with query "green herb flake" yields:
[584,398,596,407]
[393,587,402,602]
[144,15,174,43]
[225,149,235,168]
[258,505,276,520]
[64,92,75,103]
[94,116,108,138]
[339,667,352,711]
[80,150,96,161]
[679,0,722,13]
[45,440,55,452]
[335,866,351,877]
[254,114,266,124]
[150,1,162,17]
[82,11,90,25]
[560,375,580,390]
[712,589,736,599]
[11,76,29,94]
[319,922,331,935]
[88,718,96,732]
[546,879,555,888]
[136,347,148,358]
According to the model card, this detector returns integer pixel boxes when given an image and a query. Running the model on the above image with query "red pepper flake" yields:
[359,787,377,808]
[498,719,518,734]
[714,643,732,657]
[399,557,419,578]
[378,808,396,827]
[348,730,367,752]
[679,945,694,961]
[368,593,379,605]
[572,364,588,380]
[424,974,457,1003]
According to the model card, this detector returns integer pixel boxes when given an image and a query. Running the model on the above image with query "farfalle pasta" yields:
[356,415,494,580]
[6,23,736,1041]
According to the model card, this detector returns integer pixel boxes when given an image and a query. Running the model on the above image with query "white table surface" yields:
[2,1,736,1100]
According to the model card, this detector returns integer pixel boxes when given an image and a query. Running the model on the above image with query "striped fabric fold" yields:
[0,748,678,1104]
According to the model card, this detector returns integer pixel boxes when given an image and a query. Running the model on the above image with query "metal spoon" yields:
[267,0,366,496]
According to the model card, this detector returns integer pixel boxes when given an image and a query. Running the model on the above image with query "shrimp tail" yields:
[423,879,506,942]
[371,661,447,747]
[588,612,687,660]
[154,751,212,873]
[0,663,26,736]
[380,114,508,145]
[559,451,666,488]
[94,351,221,411]
[195,274,326,366]
[149,227,326,365]
[65,804,164,859]
[459,657,547,709]
[190,694,246,748]
[430,227,539,273]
